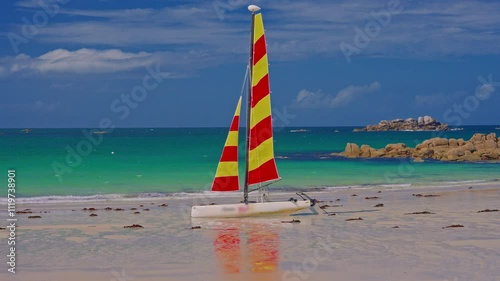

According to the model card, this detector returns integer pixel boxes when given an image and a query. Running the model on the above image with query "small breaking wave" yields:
[1,179,497,204]
[3,193,170,204]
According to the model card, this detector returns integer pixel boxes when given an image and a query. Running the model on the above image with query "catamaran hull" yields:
[191,200,311,218]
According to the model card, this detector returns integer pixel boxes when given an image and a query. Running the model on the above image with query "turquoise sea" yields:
[1,126,499,201]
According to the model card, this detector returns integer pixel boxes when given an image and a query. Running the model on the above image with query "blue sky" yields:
[0,0,499,128]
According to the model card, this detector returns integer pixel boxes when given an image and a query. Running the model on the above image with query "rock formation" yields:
[353,116,449,132]
[338,133,500,162]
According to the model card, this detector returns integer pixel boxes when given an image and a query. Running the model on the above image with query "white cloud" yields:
[0,47,218,77]
[263,0,500,58]
[7,0,500,67]
[59,8,156,19]
[1,48,160,75]
[32,5,244,49]
[292,82,381,109]
[332,82,381,107]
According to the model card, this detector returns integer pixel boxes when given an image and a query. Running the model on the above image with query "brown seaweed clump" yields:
[443,224,464,229]
[28,216,42,219]
[89,214,98,217]
[412,194,440,198]
[281,219,301,224]
[124,224,143,228]
[365,196,380,200]
[345,217,363,221]
[477,209,499,213]
[374,203,384,207]
[404,211,435,215]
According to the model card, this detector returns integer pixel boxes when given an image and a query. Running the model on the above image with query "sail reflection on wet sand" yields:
[212,222,280,277]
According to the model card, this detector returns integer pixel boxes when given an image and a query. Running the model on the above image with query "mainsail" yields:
[211,96,242,191]
[211,12,279,192]
[247,13,280,187]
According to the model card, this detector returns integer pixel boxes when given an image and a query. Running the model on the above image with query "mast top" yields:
[248,5,261,12]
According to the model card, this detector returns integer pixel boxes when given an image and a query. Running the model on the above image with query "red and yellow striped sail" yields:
[211,97,242,191]
[247,13,280,186]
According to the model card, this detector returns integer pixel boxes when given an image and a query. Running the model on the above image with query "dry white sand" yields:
[0,183,499,281]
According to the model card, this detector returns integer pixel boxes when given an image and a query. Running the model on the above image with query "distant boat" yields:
[21,128,32,133]
[191,5,314,218]
[290,129,310,133]
[450,128,464,131]
[495,127,500,130]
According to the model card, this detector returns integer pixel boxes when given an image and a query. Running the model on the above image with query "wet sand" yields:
[0,183,499,281]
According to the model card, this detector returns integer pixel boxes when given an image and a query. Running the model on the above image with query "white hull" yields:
[191,200,311,218]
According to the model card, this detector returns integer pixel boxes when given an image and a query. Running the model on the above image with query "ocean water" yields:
[1,126,499,201]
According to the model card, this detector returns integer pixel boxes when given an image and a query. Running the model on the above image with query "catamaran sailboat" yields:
[191,5,314,218]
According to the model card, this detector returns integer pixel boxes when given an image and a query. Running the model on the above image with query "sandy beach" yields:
[1,183,499,281]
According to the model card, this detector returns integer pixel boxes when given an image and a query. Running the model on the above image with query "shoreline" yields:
[1,178,499,204]
[5,181,499,209]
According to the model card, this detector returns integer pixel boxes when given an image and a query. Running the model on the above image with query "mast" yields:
[244,5,259,204]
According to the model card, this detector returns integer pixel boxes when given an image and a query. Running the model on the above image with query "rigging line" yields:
[248,180,275,193]
[240,65,249,98]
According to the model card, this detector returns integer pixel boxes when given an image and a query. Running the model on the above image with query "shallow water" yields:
[0,126,499,201]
